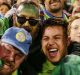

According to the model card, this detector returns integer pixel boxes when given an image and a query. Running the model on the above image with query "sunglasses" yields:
[17,15,39,26]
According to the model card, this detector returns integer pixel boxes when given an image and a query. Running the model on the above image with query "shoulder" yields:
[51,55,80,75]
[63,54,80,64]
[61,54,80,74]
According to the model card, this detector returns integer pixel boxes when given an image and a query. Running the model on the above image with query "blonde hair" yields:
[68,16,80,35]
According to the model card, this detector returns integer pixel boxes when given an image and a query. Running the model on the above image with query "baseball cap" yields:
[1,27,32,55]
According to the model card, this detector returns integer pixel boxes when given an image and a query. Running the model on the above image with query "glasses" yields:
[17,15,39,26]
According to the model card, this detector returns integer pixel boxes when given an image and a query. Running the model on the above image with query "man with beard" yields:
[0,27,32,75]
[39,0,68,20]
[14,1,47,75]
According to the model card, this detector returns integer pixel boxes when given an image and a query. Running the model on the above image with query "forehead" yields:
[0,5,8,8]
[17,4,39,18]
[1,42,22,54]
[18,11,38,19]
[43,26,64,36]
[71,18,80,27]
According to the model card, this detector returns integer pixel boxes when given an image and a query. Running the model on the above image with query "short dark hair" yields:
[0,3,11,9]
[40,18,68,39]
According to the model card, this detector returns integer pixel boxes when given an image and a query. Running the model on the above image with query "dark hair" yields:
[0,3,11,9]
[40,18,68,39]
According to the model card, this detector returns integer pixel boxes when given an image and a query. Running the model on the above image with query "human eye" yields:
[0,8,3,11]
[42,36,49,41]
[54,36,62,40]
[3,45,11,54]
[74,27,78,29]
[15,53,23,60]
[73,25,79,30]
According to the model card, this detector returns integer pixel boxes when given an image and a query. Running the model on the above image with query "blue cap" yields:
[1,27,32,55]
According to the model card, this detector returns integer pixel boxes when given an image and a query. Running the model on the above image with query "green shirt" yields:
[39,4,68,21]
[0,60,18,75]
[0,18,9,36]
[51,54,80,75]
[38,60,55,75]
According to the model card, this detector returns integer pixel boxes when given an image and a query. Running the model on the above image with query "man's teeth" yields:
[49,49,58,52]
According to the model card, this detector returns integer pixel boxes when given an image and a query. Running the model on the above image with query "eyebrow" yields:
[11,46,23,55]
[43,34,63,37]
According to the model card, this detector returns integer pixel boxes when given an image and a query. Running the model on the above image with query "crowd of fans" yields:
[0,0,80,75]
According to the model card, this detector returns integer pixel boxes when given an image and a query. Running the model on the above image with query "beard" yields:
[0,60,15,75]
[50,7,62,13]
[49,0,62,13]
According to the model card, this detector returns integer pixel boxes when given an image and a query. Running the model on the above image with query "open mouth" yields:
[1,60,14,70]
[48,48,58,57]
[0,64,11,72]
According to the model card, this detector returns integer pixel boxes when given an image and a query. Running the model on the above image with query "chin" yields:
[48,57,60,63]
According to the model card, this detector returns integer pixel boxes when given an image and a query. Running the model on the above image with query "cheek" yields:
[3,9,7,13]
[32,28,37,33]
[15,58,24,68]
[45,1,50,9]
[31,26,38,35]
[58,40,66,51]
[61,0,65,5]
[32,26,38,31]
[0,50,4,58]
[41,41,47,52]
[70,30,76,36]
[60,40,67,54]
[41,41,44,50]
[0,47,6,58]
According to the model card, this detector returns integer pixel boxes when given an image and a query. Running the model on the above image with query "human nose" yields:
[22,21,30,27]
[9,52,15,62]
[48,38,55,46]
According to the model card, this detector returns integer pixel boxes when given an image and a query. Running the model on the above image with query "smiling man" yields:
[41,18,80,75]
[45,0,65,13]
[41,18,69,63]
[0,27,32,75]
[14,1,46,75]
[14,1,39,40]
[39,0,68,20]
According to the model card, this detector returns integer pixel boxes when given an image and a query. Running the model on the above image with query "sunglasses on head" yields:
[17,15,39,26]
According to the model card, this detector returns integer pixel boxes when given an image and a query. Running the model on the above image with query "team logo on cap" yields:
[16,32,26,42]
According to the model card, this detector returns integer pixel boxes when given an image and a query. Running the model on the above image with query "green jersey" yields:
[51,54,80,75]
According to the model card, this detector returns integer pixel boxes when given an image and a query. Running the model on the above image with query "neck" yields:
[50,10,63,17]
